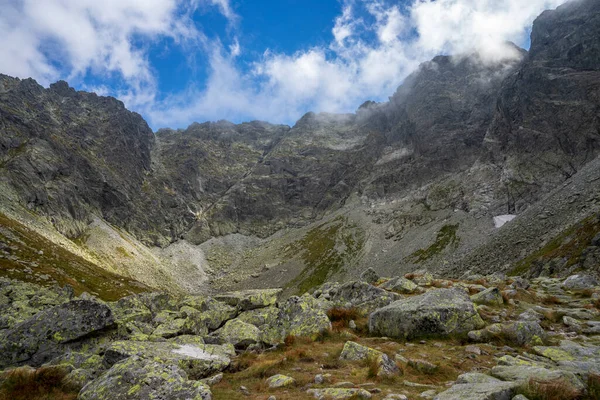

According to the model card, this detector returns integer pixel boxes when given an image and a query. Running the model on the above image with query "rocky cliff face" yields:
[1,0,600,294]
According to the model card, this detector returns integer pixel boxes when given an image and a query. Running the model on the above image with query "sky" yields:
[0,0,569,130]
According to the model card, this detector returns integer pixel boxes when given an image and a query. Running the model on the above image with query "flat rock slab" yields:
[369,288,484,339]
[0,299,114,368]
[433,381,518,400]
[307,388,372,399]
[104,340,233,379]
[79,355,211,400]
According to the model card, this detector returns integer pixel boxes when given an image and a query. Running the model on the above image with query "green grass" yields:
[284,217,365,295]
[0,212,150,301]
[408,224,460,263]
[510,214,600,276]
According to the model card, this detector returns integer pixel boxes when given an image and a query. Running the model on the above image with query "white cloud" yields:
[0,0,569,129]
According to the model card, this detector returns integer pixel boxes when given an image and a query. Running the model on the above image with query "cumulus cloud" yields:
[0,0,568,128]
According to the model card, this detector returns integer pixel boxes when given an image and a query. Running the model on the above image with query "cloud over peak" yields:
[0,0,568,129]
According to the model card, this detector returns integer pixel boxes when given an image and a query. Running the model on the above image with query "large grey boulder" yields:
[369,288,485,339]
[79,355,212,400]
[470,287,503,306]
[433,380,518,400]
[210,318,261,349]
[491,365,585,391]
[314,281,400,314]
[468,321,545,346]
[0,299,114,368]
[380,277,420,294]
[339,341,399,376]
[103,340,233,379]
[562,274,599,291]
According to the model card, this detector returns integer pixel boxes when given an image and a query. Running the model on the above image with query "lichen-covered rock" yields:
[0,299,114,368]
[432,380,518,400]
[470,287,503,306]
[214,289,281,311]
[210,318,261,349]
[79,355,211,400]
[468,321,545,346]
[409,271,434,287]
[179,297,238,334]
[279,294,332,340]
[109,295,153,325]
[455,373,501,384]
[103,340,232,379]
[307,388,372,399]
[380,277,420,294]
[369,289,485,339]
[562,274,599,291]
[360,268,379,284]
[339,341,399,376]
[490,365,585,391]
[236,307,286,345]
[153,318,186,338]
[314,281,400,314]
[266,374,296,388]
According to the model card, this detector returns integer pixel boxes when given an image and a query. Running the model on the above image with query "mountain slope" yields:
[1,0,599,295]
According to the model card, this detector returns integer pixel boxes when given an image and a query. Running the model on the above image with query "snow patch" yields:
[494,215,516,228]
[172,345,224,360]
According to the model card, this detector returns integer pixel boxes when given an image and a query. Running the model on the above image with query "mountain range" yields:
[1,0,599,299]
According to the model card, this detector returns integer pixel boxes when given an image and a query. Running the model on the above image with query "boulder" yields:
[339,341,399,376]
[0,299,114,368]
[468,321,545,346]
[562,274,599,291]
[307,388,372,399]
[369,289,485,339]
[214,289,281,311]
[266,374,296,388]
[470,287,503,306]
[180,298,238,336]
[432,380,518,400]
[314,281,400,314]
[79,355,211,400]
[380,277,420,294]
[103,340,232,379]
[279,294,332,340]
[237,307,286,345]
[210,318,261,349]
[490,365,585,391]
[360,268,379,284]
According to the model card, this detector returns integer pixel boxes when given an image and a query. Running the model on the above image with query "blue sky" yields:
[0,0,568,130]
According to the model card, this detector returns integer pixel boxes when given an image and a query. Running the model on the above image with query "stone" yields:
[468,321,545,346]
[490,365,585,391]
[315,374,325,384]
[266,374,296,388]
[210,318,261,349]
[380,277,420,294]
[361,268,379,283]
[420,390,437,399]
[369,288,485,339]
[201,373,223,386]
[214,289,281,311]
[279,294,332,340]
[78,356,211,400]
[432,381,519,400]
[408,359,439,375]
[470,287,503,306]
[339,341,400,376]
[316,281,400,314]
[562,274,599,291]
[307,388,372,399]
[103,340,232,379]
[455,373,500,384]
[180,297,238,335]
[0,299,115,368]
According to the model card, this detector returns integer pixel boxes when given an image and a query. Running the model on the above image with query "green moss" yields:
[0,212,150,301]
[284,217,365,295]
[510,214,600,276]
[408,224,460,263]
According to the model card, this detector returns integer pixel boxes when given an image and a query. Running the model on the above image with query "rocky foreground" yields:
[0,270,599,399]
